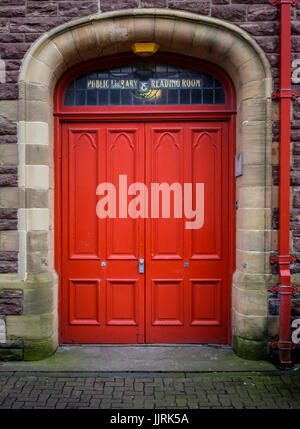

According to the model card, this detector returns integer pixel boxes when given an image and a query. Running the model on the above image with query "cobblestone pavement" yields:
[0,371,299,409]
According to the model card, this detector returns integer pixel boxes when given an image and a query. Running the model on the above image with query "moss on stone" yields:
[291,274,300,287]
[0,348,23,361]
[24,337,56,361]
[233,334,268,360]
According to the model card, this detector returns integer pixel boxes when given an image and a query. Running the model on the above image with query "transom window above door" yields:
[64,63,226,107]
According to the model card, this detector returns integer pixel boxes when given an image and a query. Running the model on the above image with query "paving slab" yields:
[0,345,277,372]
[1,370,299,409]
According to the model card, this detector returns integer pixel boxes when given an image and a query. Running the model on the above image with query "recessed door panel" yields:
[190,130,222,259]
[149,129,184,260]
[68,130,99,260]
[69,279,101,326]
[189,279,222,326]
[106,129,139,260]
[106,279,138,326]
[151,279,184,326]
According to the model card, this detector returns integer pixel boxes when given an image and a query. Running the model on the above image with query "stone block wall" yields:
[0,289,23,359]
[0,0,298,360]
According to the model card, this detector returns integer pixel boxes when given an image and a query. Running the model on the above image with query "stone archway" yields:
[15,8,272,360]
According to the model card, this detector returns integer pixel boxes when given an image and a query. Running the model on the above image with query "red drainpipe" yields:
[270,0,298,365]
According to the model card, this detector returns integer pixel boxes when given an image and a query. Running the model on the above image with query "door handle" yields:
[139,258,144,274]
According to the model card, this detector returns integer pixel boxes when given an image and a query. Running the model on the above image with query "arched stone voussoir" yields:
[19,8,272,92]
[70,24,101,62]
[51,30,83,69]
[91,18,133,53]
[33,41,67,73]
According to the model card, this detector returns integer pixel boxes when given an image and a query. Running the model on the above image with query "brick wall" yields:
[0,0,298,273]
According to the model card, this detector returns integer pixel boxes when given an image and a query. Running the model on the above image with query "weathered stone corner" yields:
[0,271,58,361]
[0,340,23,361]
[233,334,268,361]
[23,337,56,361]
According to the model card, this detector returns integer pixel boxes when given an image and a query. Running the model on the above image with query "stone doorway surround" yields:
[1,9,272,360]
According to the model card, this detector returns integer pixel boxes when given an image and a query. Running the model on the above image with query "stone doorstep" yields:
[0,345,278,372]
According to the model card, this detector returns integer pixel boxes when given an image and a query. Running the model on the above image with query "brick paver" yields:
[0,371,299,409]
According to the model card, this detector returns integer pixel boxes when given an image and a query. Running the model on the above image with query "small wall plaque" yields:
[235,152,243,177]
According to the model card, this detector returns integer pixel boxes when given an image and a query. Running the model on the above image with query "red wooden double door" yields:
[61,120,231,344]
